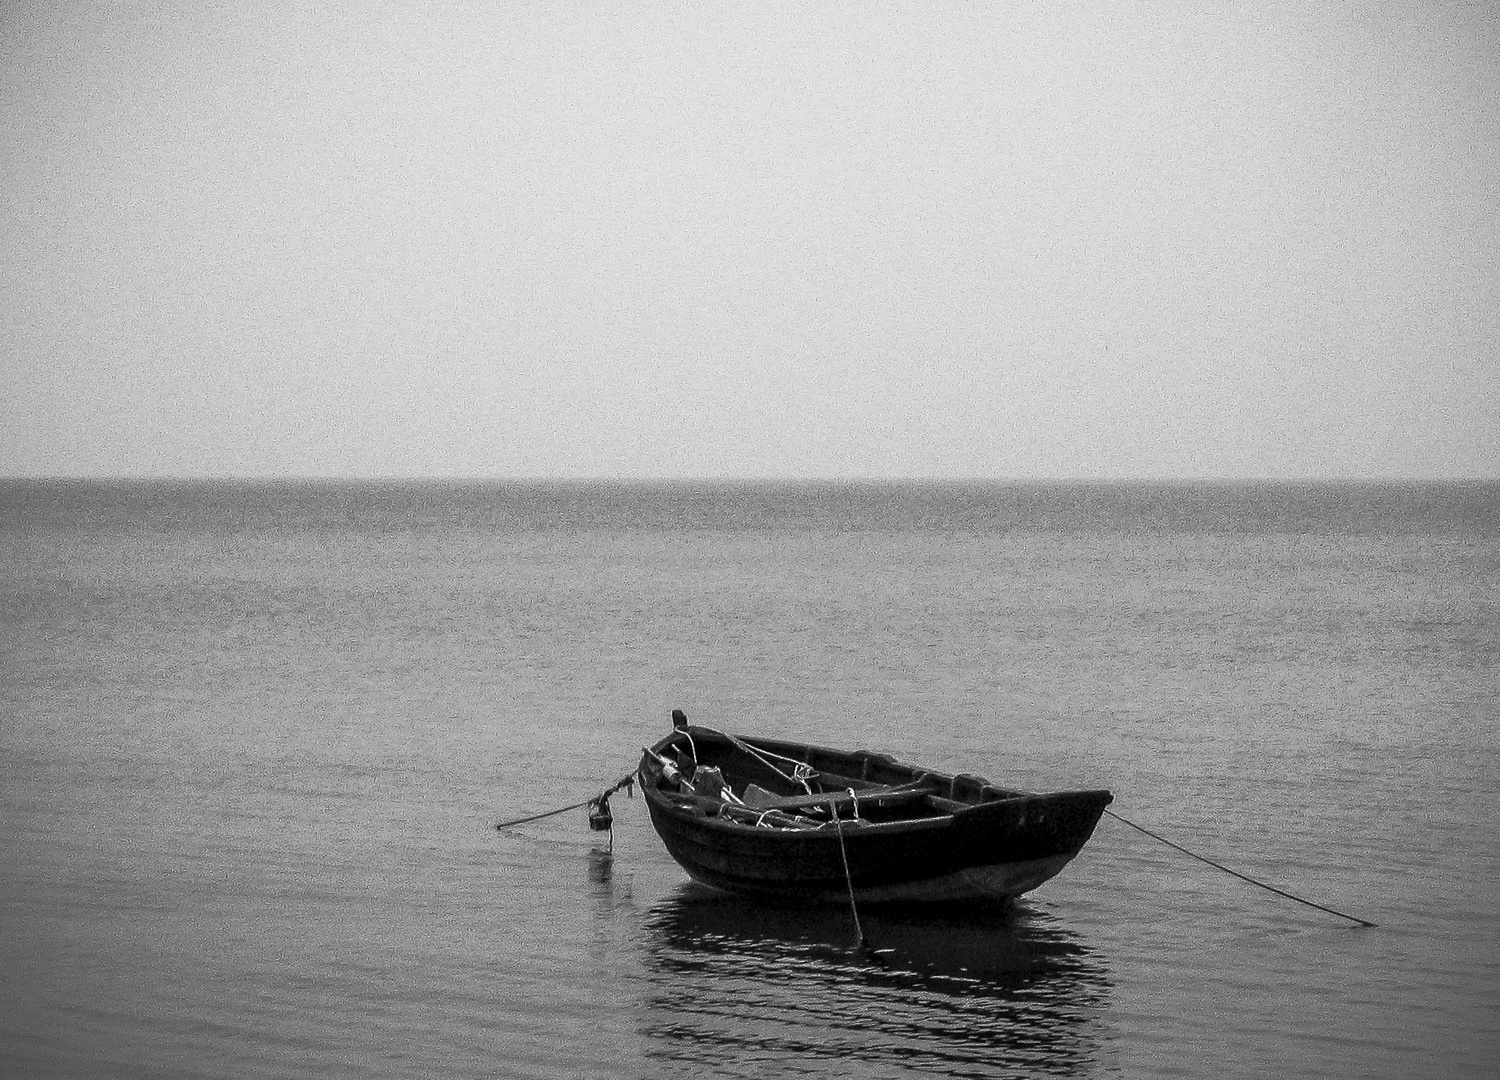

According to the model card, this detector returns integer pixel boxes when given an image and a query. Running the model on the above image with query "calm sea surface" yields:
[2,480,1496,1078]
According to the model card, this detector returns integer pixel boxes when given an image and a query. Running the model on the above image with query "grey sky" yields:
[3,0,1496,478]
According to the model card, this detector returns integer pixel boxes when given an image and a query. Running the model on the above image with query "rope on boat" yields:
[830,793,868,951]
[494,773,636,831]
[694,725,817,795]
[1104,809,1377,928]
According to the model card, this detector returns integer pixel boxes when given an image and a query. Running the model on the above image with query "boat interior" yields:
[645,726,1024,830]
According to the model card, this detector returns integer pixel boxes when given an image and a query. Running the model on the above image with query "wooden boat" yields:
[639,715,1112,905]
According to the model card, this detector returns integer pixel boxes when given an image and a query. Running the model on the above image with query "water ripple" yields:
[637,889,1113,1078]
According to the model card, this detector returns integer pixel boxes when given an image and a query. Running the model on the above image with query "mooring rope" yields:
[1105,808,1376,927]
[494,773,635,831]
[829,797,868,951]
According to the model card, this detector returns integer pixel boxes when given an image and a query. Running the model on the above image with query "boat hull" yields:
[640,728,1112,905]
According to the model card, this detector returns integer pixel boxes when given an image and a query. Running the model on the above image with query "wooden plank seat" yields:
[738,778,940,814]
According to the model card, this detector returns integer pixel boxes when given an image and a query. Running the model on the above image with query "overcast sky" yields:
[3,0,1496,479]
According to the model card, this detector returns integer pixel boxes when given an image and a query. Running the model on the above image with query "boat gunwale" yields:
[639,726,1110,838]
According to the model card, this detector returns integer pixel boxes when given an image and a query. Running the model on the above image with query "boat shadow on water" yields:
[636,884,1114,1078]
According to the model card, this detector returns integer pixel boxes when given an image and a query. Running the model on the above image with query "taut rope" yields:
[1105,809,1376,927]
[494,773,636,831]
[830,794,868,951]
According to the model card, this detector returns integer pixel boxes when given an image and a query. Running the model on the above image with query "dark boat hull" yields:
[640,727,1112,904]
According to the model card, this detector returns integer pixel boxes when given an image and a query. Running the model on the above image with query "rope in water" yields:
[494,773,636,831]
[829,793,868,951]
[1105,808,1377,927]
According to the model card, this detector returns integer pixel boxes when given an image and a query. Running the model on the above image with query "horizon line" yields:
[3,474,1497,486]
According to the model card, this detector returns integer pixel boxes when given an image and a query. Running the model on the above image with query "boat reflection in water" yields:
[638,885,1113,1078]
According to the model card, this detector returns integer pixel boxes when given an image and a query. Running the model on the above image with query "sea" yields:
[1,479,1495,1079]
